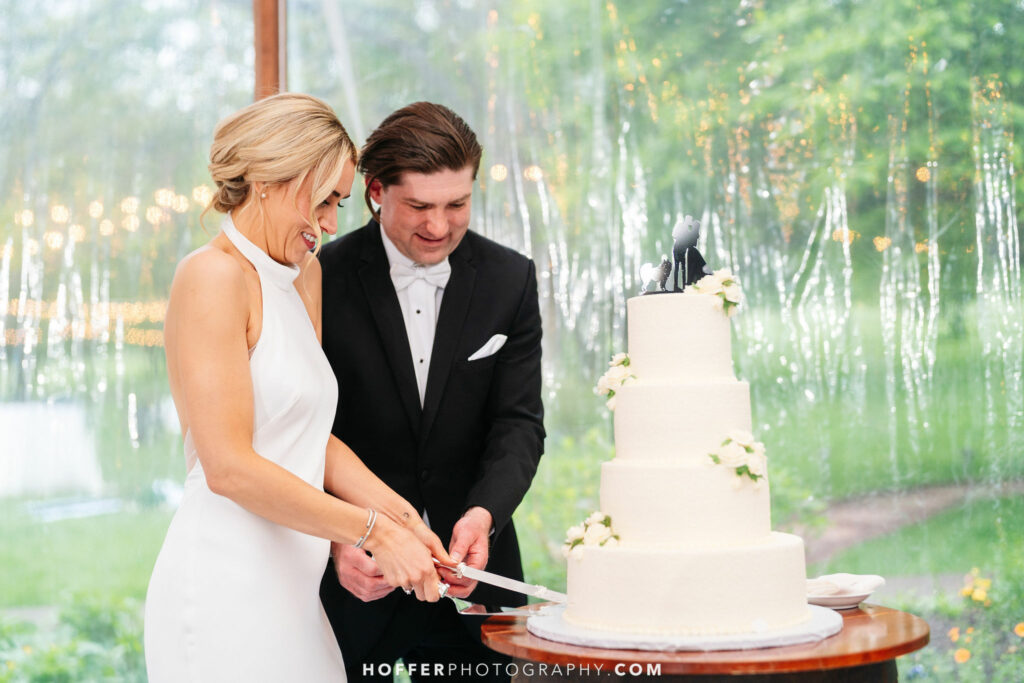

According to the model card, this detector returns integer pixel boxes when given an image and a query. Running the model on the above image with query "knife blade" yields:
[435,561,567,603]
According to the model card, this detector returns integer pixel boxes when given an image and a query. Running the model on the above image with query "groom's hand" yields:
[443,506,492,599]
[331,541,394,602]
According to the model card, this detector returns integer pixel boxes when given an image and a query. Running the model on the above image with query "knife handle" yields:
[432,558,467,579]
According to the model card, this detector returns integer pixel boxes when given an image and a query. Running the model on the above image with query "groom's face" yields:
[370,166,474,265]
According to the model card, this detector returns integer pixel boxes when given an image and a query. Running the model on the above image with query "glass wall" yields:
[1,1,1022,680]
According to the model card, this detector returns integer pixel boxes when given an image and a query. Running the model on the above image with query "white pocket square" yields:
[467,334,507,361]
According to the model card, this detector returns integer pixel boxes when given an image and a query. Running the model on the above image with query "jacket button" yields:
[420,468,430,482]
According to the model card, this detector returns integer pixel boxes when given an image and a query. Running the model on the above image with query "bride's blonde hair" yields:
[203,93,357,249]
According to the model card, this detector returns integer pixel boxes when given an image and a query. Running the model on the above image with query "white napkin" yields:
[467,334,507,361]
[807,573,886,597]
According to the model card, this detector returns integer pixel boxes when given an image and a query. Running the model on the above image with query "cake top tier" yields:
[626,293,736,383]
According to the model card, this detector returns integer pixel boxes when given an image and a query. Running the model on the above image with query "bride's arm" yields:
[168,249,443,596]
[323,435,431,536]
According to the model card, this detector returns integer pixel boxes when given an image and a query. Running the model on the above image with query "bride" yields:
[144,93,451,682]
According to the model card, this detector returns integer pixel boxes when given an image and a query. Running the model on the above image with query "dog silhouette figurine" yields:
[672,215,710,291]
[639,256,672,294]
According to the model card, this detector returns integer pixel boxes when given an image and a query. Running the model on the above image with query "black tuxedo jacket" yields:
[318,219,545,611]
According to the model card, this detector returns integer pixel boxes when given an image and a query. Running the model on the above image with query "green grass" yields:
[811,495,1024,577]
[0,505,172,607]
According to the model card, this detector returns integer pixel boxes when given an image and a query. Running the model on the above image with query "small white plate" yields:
[807,593,873,610]
[806,573,885,610]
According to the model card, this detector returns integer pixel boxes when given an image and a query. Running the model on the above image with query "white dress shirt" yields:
[379,226,449,407]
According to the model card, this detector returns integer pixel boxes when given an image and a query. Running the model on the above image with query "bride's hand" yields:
[411,521,455,568]
[362,517,444,602]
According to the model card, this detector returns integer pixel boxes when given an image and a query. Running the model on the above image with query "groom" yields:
[318,102,545,681]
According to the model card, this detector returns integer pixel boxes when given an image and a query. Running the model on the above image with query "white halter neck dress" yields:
[144,215,345,681]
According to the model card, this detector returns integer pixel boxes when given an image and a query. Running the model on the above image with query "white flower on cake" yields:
[727,429,755,445]
[594,353,636,411]
[562,511,620,559]
[716,440,749,468]
[583,522,612,546]
[708,433,768,483]
[747,454,767,478]
[685,268,744,317]
[586,510,608,526]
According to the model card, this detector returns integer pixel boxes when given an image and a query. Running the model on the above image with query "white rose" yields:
[752,441,766,459]
[561,544,571,558]
[691,274,716,292]
[569,545,585,560]
[606,395,617,411]
[710,295,725,312]
[717,441,748,467]
[586,511,608,526]
[604,364,632,385]
[583,522,612,546]
[595,374,613,396]
[609,353,629,367]
[565,525,585,543]
[727,430,755,448]
[602,535,620,548]
[724,283,743,304]
[715,268,736,283]
[747,453,767,478]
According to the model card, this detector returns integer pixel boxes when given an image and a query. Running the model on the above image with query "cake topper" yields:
[672,214,711,291]
[638,214,712,294]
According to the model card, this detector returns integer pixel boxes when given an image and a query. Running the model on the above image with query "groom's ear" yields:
[367,178,383,204]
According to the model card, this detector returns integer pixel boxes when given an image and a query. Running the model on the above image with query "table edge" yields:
[481,604,931,675]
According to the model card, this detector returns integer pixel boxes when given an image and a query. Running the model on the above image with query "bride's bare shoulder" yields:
[169,242,248,306]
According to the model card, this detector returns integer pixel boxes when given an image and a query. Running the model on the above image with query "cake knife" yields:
[434,560,567,603]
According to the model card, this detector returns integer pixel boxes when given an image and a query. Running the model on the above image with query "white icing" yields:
[599,459,770,548]
[613,381,751,463]
[626,295,734,382]
[565,533,811,636]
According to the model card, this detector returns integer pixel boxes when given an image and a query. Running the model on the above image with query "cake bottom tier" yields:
[564,532,811,636]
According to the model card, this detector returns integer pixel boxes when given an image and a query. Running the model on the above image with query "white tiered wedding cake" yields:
[561,276,813,638]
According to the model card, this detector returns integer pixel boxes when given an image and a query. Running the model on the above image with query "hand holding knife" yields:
[433,558,567,603]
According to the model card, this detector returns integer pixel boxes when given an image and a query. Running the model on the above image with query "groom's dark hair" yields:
[359,102,482,220]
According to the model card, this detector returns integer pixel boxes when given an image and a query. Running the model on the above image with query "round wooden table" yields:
[481,603,929,682]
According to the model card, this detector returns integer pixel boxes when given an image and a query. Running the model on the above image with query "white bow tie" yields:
[390,260,451,292]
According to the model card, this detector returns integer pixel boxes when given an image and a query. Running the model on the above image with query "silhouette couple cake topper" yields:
[639,214,711,294]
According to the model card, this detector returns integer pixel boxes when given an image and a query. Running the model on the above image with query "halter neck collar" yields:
[221,213,300,289]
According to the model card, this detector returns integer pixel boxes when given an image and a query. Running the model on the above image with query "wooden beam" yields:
[253,0,286,100]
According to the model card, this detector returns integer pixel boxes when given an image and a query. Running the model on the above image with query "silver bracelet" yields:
[354,508,377,549]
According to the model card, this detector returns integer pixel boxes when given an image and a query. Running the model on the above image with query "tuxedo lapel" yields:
[357,225,422,437]
[420,237,476,443]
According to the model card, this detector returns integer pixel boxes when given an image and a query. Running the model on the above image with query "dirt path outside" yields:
[798,480,1024,566]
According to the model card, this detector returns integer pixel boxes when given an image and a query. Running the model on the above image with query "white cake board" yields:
[526,604,842,652]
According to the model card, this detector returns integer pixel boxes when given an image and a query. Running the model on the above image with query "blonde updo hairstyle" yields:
[204,93,357,251]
